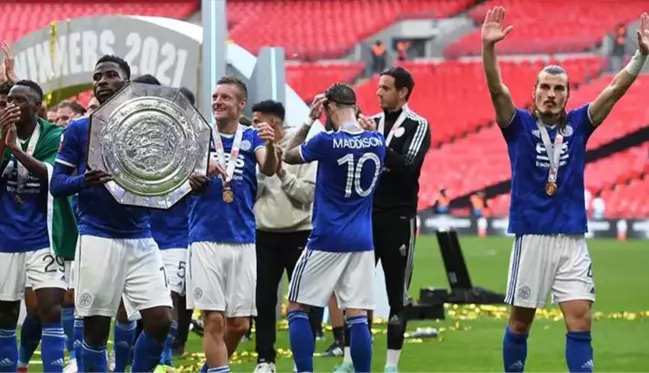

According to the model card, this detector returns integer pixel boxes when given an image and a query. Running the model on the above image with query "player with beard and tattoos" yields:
[336,66,430,373]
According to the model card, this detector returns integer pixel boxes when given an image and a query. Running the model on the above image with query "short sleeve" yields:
[299,131,330,163]
[55,121,81,169]
[500,108,530,143]
[568,103,596,139]
[251,129,265,152]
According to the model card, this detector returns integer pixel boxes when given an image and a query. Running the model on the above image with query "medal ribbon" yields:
[536,121,563,185]
[2,123,41,192]
[212,123,243,183]
[378,103,409,146]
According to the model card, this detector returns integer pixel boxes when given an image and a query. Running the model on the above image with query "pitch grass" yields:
[28,236,649,372]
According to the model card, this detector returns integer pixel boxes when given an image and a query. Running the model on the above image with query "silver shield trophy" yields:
[87,82,211,209]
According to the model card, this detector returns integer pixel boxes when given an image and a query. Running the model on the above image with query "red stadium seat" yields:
[285,62,365,102]
[0,1,198,43]
[414,71,649,212]
[227,0,478,60]
[355,56,606,146]
[445,0,647,57]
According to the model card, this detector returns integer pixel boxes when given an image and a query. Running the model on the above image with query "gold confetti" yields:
[175,303,648,370]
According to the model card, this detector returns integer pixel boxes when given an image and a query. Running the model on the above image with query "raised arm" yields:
[284,94,326,165]
[589,13,649,127]
[481,6,516,128]
[255,122,279,177]
[2,41,19,83]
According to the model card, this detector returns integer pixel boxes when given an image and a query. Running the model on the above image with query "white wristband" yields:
[304,117,315,127]
[625,50,647,76]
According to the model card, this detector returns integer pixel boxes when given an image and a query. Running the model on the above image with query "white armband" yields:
[304,117,315,128]
[625,50,648,76]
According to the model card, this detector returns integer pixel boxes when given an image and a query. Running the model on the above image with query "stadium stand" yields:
[0,1,199,43]
[227,0,478,60]
[4,0,648,218]
[417,72,649,210]
[356,56,606,146]
[445,0,648,57]
[285,62,365,102]
[486,143,649,218]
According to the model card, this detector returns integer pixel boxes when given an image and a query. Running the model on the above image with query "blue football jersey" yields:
[189,126,265,244]
[0,153,50,253]
[151,197,188,250]
[503,104,594,234]
[54,117,151,239]
[300,127,386,252]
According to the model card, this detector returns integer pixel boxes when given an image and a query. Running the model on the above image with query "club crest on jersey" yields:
[394,127,406,138]
[240,140,251,151]
[560,124,574,137]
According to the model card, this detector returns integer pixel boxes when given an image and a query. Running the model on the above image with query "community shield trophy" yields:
[87,82,211,209]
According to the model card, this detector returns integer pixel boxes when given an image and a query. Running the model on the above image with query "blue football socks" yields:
[288,310,314,372]
[503,326,528,372]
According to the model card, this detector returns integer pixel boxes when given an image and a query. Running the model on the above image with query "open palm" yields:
[481,6,513,45]
[637,13,649,55]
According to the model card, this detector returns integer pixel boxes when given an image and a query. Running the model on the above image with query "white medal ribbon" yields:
[536,120,563,184]
[378,103,409,146]
[2,123,41,192]
[212,123,243,183]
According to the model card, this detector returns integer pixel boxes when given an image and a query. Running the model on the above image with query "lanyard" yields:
[536,121,563,184]
[378,104,409,146]
[212,123,243,183]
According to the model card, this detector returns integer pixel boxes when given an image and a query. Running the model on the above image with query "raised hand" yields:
[0,105,20,133]
[358,114,376,131]
[4,124,16,148]
[256,121,275,143]
[1,41,18,83]
[308,94,327,121]
[481,6,514,45]
[637,13,649,55]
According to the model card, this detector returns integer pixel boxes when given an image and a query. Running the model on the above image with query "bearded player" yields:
[187,76,278,373]
[0,80,77,373]
[51,55,208,372]
[482,7,649,372]
[283,84,385,373]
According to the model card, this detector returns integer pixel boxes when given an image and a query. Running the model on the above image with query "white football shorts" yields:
[74,235,172,318]
[0,248,68,301]
[65,260,75,290]
[288,249,374,310]
[161,248,188,296]
[505,234,595,308]
[186,242,257,317]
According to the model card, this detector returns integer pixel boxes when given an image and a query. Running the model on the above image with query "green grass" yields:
[29,236,649,372]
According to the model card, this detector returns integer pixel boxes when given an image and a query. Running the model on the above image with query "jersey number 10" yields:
[337,153,381,198]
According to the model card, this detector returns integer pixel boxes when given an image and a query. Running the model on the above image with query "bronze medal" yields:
[545,181,557,196]
[222,188,234,203]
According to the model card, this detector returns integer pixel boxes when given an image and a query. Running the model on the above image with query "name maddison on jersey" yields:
[333,136,383,150]
[535,141,569,168]
[209,152,246,180]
